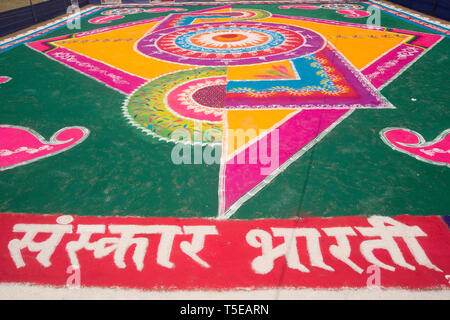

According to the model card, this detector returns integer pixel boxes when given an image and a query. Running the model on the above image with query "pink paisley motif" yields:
[145,8,188,13]
[0,125,90,171]
[89,15,124,24]
[166,77,225,122]
[279,5,319,10]
[381,128,450,167]
[0,76,11,84]
[336,10,371,18]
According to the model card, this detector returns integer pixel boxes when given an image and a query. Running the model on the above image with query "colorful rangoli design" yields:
[1,2,449,292]
[29,4,440,218]
[24,5,445,218]
[102,8,143,16]
[321,4,364,10]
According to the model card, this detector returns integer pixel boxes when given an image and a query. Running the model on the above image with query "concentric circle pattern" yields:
[137,22,325,66]
[175,26,286,54]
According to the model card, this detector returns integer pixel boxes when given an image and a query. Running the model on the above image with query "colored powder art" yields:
[0,2,449,291]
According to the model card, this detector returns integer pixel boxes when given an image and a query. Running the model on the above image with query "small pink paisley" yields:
[0,76,11,84]
[336,10,371,18]
[381,128,450,167]
[0,125,90,171]
[145,8,188,13]
[89,15,124,24]
[279,5,319,9]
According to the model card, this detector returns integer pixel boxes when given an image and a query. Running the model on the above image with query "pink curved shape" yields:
[89,15,124,24]
[0,125,90,171]
[381,128,450,167]
[145,8,187,13]
[0,76,11,84]
[279,5,319,10]
[337,10,371,18]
